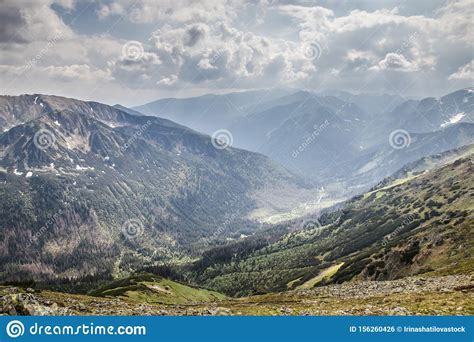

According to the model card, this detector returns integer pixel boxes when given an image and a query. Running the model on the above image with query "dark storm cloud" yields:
[0,5,28,43]
[184,25,206,47]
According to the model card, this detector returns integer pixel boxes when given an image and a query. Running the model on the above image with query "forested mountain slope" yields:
[183,154,473,296]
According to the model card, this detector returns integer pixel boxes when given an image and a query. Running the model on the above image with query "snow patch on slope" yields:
[440,112,465,128]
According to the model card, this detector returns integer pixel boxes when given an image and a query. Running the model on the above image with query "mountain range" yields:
[135,88,474,193]
[1,143,472,316]
[0,94,313,283]
[181,148,474,296]
[0,88,473,298]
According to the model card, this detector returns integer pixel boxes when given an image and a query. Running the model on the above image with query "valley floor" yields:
[1,274,472,316]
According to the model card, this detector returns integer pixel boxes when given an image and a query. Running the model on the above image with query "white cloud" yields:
[0,0,74,43]
[109,21,318,90]
[0,0,472,103]
[1,63,111,83]
[44,64,112,82]
[275,1,471,93]
[96,0,240,24]
[449,60,474,80]
[370,53,418,72]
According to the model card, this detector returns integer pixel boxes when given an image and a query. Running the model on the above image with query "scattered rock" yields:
[298,274,473,299]
[0,292,69,316]
[279,306,292,314]
[0,274,471,316]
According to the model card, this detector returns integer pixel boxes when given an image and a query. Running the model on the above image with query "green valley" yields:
[2,150,471,316]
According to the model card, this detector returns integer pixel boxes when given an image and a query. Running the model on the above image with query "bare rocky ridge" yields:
[297,274,474,298]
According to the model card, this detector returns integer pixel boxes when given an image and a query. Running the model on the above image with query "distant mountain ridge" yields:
[0,95,313,283]
[2,89,473,286]
[132,88,474,194]
[133,89,294,135]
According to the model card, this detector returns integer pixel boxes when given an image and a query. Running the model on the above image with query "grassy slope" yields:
[187,155,474,296]
[89,273,225,304]
[2,273,472,315]
[296,263,344,289]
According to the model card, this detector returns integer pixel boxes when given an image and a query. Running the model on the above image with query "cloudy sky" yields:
[0,0,472,106]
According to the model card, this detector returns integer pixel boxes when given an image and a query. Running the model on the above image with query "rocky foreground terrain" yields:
[1,274,472,316]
